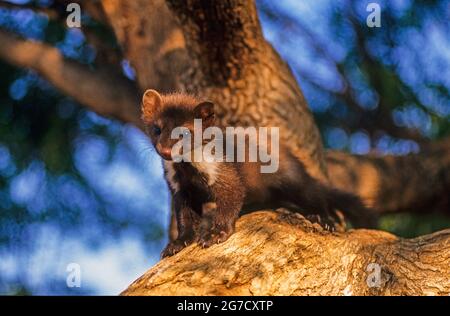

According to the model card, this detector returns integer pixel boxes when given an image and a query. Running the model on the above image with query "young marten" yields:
[142,90,377,257]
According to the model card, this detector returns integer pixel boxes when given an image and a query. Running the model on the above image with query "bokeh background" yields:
[0,0,449,294]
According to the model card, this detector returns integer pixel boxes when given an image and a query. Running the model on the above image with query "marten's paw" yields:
[161,240,186,258]
[306,214,337,232]
[161,236,195,258]
[198,226,233,248]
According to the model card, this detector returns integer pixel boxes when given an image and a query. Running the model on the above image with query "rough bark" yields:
[122,210,450,296]
[0,1,59,18]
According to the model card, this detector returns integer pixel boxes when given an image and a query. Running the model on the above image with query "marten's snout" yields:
[157,146,173,160]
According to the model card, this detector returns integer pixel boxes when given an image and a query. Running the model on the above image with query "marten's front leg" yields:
[198,185,244,248]
[161,193,200,258]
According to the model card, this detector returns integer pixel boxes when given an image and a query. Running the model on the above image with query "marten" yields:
[141,90,377,257]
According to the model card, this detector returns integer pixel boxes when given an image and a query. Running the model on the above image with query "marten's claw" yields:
[306,214,337,232]
[198,228,231,248]
[161,243,183,258]
[161,236,195,258]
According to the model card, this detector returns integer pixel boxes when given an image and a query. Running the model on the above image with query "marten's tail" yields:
[326,187,378,229]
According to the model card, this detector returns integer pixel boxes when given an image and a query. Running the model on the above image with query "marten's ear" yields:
[194,101,215,124]
[142,89,162,120]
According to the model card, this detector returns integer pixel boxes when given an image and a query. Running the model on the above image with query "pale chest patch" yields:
[163,161,179,193]
[191,161,219,186]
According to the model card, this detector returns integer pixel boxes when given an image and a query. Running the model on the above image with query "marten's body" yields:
[142,90,376,257]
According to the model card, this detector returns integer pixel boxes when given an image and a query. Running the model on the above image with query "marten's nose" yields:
[159,147,172,160]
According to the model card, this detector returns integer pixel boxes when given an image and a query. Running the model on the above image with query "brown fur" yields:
[142,90,377,257]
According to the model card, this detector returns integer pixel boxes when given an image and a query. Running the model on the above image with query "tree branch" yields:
[327,136,450,214]
[166,0,328,182]
[0,29,142,127]
[122,210,450,295]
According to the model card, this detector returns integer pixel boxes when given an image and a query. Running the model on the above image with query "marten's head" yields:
[141,89,215,160]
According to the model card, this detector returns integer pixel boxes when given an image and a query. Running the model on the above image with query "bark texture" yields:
[122,210,450,296]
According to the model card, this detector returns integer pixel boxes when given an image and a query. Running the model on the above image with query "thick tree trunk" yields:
[121,210,450,296]
[327,137,450,213]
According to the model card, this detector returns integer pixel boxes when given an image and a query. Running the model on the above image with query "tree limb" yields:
[0,29,142,127]
[327,136,450,214]
[122,210,450,296]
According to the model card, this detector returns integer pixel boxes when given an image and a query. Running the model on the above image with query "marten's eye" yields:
[183,129,190,137]
[152,125,161,136]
